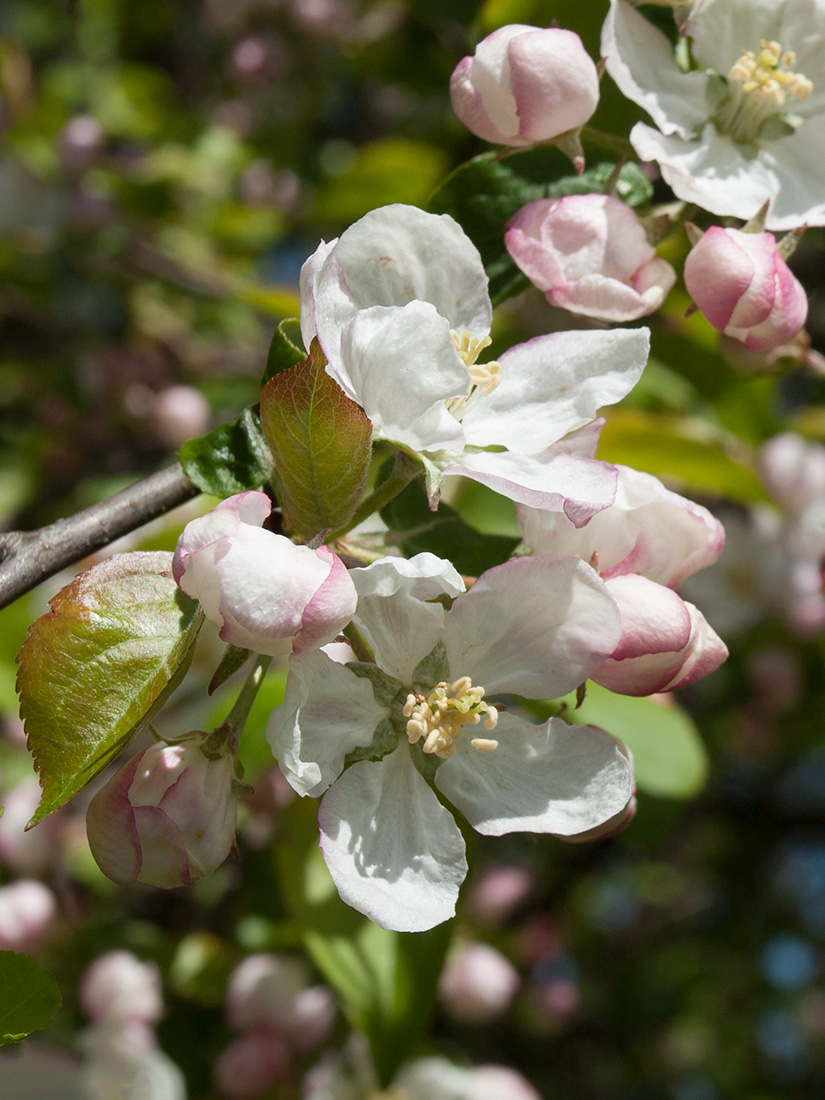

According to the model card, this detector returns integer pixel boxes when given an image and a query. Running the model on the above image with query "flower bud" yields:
[226,953,335,1047]
[757,433,825,517]
[173,491,357,657]
[438,942,520,1024]
[0,879,57,952]
[684,227,807,351]
[591,574,728,695]
[79,951,164,1027]
[449,25,599,148]
[86,736,239,889]
[505,194,676,321]
[214,1032,290,1099]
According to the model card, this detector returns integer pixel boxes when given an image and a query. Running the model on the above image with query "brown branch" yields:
[0,463,200,610]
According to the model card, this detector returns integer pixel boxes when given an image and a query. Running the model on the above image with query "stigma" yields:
[445,329,502,420]
[403,676,499,759]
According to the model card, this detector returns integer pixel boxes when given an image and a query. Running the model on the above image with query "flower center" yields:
[712,40,812,145]
[445,329,502,421]
[403,675,499,759]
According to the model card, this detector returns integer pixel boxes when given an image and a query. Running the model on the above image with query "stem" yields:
[216,654,273,752]
[0,462,200,610]
[329,449,421,541]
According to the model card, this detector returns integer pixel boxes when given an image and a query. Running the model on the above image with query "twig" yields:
[0,463,200,610]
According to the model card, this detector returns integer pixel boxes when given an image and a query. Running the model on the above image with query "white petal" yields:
[435,713,633,836]
[444,447,618,525]
[601,0,708,138]
[267,651,388,797]
[351,554,465,683]
[443,555,622,698]
[340,302,468,452]
[687,0,784,76]
[318,745,467,931]
[460,328,650,454]
[299,237,336,353]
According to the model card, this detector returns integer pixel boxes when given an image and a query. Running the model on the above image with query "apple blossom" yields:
[0,879,57,952]
[79,951,164,1027]
[86,733,240,889]
[300,203,650,523]
[449,25,599,153]
[81,1024,186,1100]
[268,552,633,932]
[225,954,336,1049]
[517,464,728,695]
[438,941,521,1023]
[602,0,825,229]
[173,491,357,657]
[505,194,676,321]
[684,226,807,350]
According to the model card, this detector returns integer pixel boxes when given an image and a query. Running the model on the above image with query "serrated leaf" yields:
[428,151,652,303]
[179,407,273,496]
[381,477,519,576]
[260,340,372,539]
[263,317,306,383]
[275,798,451,1088]
[17,551,202,825]
[0,952,62,1047]
[564,683,709,799]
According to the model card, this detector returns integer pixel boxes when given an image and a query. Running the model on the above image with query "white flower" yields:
[300,204,650,523]
[268,553,633,932]
[602,0,825,229]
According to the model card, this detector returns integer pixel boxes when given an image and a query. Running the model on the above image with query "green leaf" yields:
[598,410,769,503]
[566,683,709,799]
[17,551,203,825]
[260,340,372,539]
[381,477,520,576]
[428,151,652,303]
[179,407,273,496]
[208,645,251,696]
[263,317,306,383]
[0,952,62,1047]
[275,798,452,1088]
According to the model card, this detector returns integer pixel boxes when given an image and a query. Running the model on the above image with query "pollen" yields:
[729,39,812,107]
[445,328,502,420]
[403,675,499,759]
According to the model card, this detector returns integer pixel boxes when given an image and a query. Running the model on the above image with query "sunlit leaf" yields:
[17,551,202,825]
[263,317,306,383]
[0,952,61,1047]
[179,407,273,497]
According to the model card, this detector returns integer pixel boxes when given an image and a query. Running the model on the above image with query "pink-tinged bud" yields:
[449,25,599,148]
[505,194,676,321]
[757,433,825,517]
[86,736,239,889]
[79,951,163,1027]
[466,864,534,926]
[684,227,807,351]
[591,574,728,696]
[227,954,309,1031]
[438,942,520,1024]
[173,491,357,657]
[0,879,57,952]
[0,778,61,875]
[152,385,212,450]
[214,1031,290,1099]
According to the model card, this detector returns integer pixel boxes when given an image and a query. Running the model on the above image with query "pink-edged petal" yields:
[435,713,633,837]
[318,746,467,932]
[351,554,464,683]
[445,447,618,526]
[132,805,192,888]
[605,574,692,659]
[460,327,650,454]
[443,555,622,699]
[267,650,387,798]
[86,753,143,885]
[450,55,516,145]
[294,546,358,654]
[508,28,599,141]
[550,273,666,322]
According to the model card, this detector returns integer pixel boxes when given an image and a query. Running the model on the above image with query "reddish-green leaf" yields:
[17,551,202,826]
[260,339,372,539]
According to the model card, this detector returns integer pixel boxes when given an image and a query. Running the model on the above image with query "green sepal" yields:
[179,407,273,496]
[343,717,400,767]
[260,339,372,539]
[262,317,306,383]
[411,640,450,696]
[348,661,406,710]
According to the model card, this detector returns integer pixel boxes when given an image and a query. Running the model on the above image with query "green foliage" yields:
[263,318,306,383]
[275,797,452,1088]
[17,551,202,825]
[260,340,372,539]
[179,408,273,497]
[0,952,62,1047]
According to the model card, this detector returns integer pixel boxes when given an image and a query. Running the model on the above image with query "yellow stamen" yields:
[728,39,812,107]
[445,328,502,420]
[403,677,499,759]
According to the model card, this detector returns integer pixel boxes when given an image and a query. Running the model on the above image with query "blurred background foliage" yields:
[2,0,825,1098]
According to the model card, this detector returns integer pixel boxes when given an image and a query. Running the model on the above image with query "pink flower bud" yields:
[0,778,61,875]
[466,864,534,926]
[684,227,807,351]
[79,951,163,1027]
[0,879,57,952]
[757,433,825,517]
[450,25,599,147]
[151,385,212,450]
[505,194,676,321]
[86,736,239,888]
[214,1031,290,1099]
[438,942,520,1024]
[591,574,728,695]
[226,954,334,1047]
[173,491,357,657]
